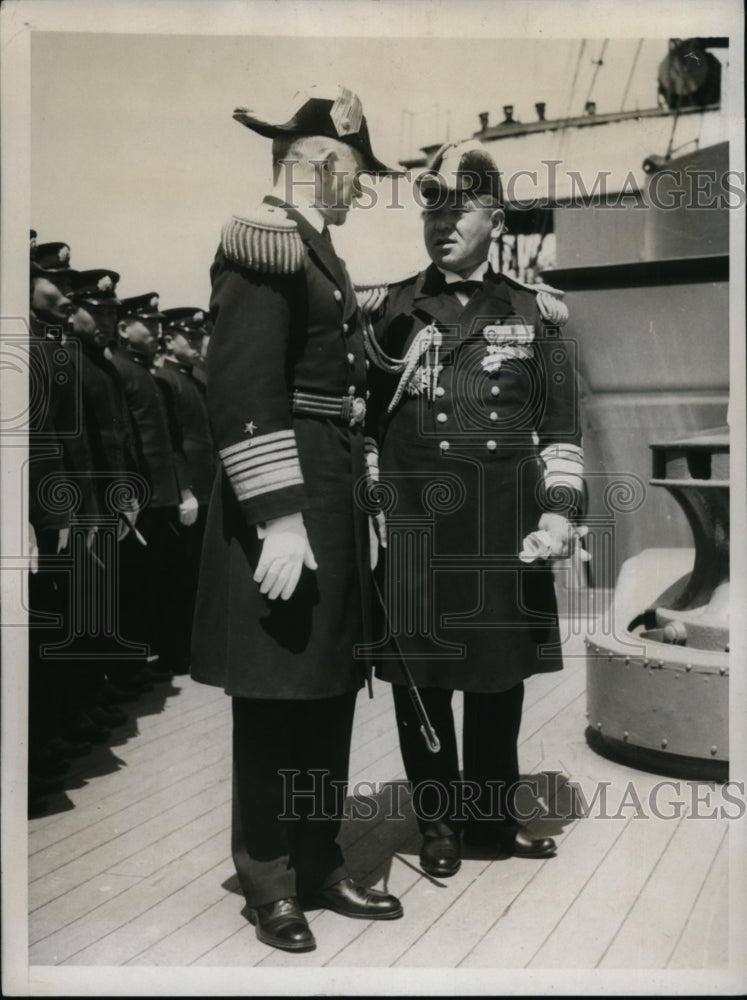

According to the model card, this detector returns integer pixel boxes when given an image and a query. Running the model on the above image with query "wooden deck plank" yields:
[29,762,231,907]
[29,830,230,965]
[459,798,630,967]
[27,621,731,972]
[528,799,683,966]
[61,858,236,966]
[28,726,230,857]
[126,892,247,966]
[598,807,728,969]
[667,830,729,969]
[30,773,229,916]
[28,872,143,947]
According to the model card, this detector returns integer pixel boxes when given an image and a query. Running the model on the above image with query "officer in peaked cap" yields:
[154,307,215,676]
[365,139,584,877]
[190,85,402,952]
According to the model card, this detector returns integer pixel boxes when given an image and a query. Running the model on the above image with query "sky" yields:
[27,23,715,306]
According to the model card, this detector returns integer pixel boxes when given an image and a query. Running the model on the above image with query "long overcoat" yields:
[154,358,216,506]
[371,264,583,693]
[111,348,181,510]
[190,199,371,700]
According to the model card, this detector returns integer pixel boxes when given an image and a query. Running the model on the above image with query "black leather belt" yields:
[291,389,367,427]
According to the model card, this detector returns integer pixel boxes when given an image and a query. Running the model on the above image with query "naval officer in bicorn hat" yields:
[365,140,585,879]
[190,87,403,953]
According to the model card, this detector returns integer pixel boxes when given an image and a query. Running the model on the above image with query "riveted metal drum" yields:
[586,428,729,779]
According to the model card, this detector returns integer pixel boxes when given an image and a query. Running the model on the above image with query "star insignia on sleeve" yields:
[243,421,257,435]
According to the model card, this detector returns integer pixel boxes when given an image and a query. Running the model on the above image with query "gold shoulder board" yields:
[221,203,304,275]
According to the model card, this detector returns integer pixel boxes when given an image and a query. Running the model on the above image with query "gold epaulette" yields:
[535,290,569,327]
[221,203,304,274]
[499,271,568,327]
[354,267,419,315]
[354,283,389,315]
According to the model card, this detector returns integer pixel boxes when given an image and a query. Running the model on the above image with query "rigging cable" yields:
[620,38,644,111]
[584,38,609,107]
[564,38,587,120]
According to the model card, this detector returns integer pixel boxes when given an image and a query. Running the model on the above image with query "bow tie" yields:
[446,279,482,297]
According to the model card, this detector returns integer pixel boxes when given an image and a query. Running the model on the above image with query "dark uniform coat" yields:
[190,198,371,700]
[154,358,215,506]
[372,264,583,693]
[77,344,141,510]
[29,321,100,527]
[111,348,180,509]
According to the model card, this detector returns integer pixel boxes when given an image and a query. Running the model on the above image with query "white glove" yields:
[28,523,39,575]
[254,512,318,601]
[369,511,387,570]
[520,515,590,563]
[179,489,199,527]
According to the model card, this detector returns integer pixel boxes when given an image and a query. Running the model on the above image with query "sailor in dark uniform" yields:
[190,87,402,952]
[154,307,216,675]
[28,241,91,807]
[111,293,181,680]
[66,269,149,699]
[28,247,133,770]
[366,141,584,878]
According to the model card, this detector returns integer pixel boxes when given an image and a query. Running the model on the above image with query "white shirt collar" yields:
[438,260,490,285]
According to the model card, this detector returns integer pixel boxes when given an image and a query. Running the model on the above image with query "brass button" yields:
[343,323,349,333]
[366,390,371,400]
[489,411,498,422]
[491,385,500,397]
[348,385,356,395]
[436,412,448,423]
[333,290,343,302]
[440,441,450,451]
[365,360,370,369]
[435,386,445,397]
[347,352,355,364]
[487,440,497,451]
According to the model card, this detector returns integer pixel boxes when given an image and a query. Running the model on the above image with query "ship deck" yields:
[26,618,734,991]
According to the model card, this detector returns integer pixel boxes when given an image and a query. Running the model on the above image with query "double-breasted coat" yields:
[190,198,372,700]
[371,264,583,693]
[111,348,181,510]
[154,358,216,507]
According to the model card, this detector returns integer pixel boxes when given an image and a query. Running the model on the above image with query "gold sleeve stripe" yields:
[219,429,303,503]
[540,443,584,491]
[223,443,298,473]
[234,466,305,502]
[219,429,293,459]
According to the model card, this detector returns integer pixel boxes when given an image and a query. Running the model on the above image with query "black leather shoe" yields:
[420,834,461,877]
[497,827,557,858]
[305,877,403,920]
[248,897,316,952]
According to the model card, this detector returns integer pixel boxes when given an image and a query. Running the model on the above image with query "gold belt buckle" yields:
[349,396,366,426]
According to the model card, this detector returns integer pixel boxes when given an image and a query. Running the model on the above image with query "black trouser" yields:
[391,681,524,840]
[231,690,357,908]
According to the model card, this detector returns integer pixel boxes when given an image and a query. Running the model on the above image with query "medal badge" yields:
[481,323,535,374]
